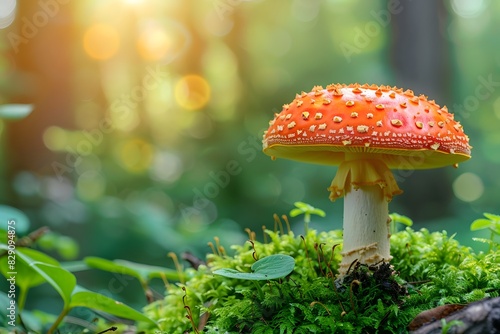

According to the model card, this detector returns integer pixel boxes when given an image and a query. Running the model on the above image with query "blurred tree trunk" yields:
[391,0,454,220]
[5,2,74,184]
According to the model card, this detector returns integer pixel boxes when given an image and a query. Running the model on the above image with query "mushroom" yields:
[262,83,471,276]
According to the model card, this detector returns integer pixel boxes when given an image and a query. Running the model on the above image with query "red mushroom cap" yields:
[263,83,471,169]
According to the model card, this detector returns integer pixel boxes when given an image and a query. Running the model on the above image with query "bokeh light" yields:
[77,171,106,201]
[150,151,183,183]
[2,1,500,326]
[13,172,39,197]
[109,99,140,132]
[124,0,144,5]
[203,9,234,37]
[75,154,102,176]
[43,126,68,151]
[0,0,16,29]
[451,0,488,18]
[174,74,211,110]
[136,20,172,61]
[453,172,484,202]
[83,23,120,60]
[291,0,320,22]
[117,138,154,173]
[494,96,500,120]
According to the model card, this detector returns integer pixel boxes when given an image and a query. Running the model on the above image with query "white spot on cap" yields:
[357,125,369,133]
[430,143,440,150]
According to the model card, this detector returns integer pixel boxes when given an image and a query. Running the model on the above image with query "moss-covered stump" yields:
[142,227,500,334]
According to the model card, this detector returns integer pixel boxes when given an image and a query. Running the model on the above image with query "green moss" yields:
[142,221,500,334]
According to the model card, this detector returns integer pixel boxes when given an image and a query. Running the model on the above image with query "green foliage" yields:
[289,201,326,233]
[143,211,500,334]
[470,212,500,251]
[37,232,79,260]
[3,204,500,333]
[213,254,295,281]
[389,212,413,235]
[440,319,464,333]
[0,243,156,332]
[0,205,157,333]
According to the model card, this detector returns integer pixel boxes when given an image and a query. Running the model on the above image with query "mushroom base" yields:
[339,184,392,275]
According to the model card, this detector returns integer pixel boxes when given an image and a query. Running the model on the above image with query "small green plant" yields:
[213,254,295,281]
[0,205,157,333]
[440,318,464,333]
[85,257,182,303]
[470,212,500,251]
[142,208,500,333]
[289,201,326,233]
[214,254,295,300]
[389,212,413,235]
[3,204,500,333]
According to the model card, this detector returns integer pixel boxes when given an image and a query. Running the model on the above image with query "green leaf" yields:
[114,259,181,280]
[483,213,500,222]
[390,213,413,227]
[85,257,143,280]
[0,205,31,234]
[290,202,326,218]
[310,208,326,217]
[470,219,492,231]
[61,260,90,272]
[0,247,60,291]
[85,257,181,282]
[13,248,75,306]
[213,254,295,281]
[289,208,303,217]
[29,262,76,307]
[20,310,57,333]
[70,288,156,325]
[293,202,310,209]
[472,237,494,246]
[56,236,79,260]
[0,104,34,120]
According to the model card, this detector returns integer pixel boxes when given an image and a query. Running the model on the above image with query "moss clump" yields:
[142,222,500,333]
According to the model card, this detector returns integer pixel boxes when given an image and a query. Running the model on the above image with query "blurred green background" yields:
[0,0,499,313]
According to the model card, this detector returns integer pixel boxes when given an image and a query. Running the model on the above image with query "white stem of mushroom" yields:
[339,183,391,275]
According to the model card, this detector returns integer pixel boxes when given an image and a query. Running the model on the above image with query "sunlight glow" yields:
[123,0,144,5]
[137,21,172,61]
[83,23,120,60]
[77,171,106,201]
[109,101,140,132]
[118,138,154,173]
[150,151,183,184]
[43,126,68,151]
[175,75,211,110]
[453,172,484,202]
[451,0,488,18]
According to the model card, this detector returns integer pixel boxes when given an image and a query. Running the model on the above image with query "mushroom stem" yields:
[328,154,402,276]
[339,183,391,275]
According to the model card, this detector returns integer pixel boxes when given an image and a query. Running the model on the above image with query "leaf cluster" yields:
[0,206,157,333]
[390,227,500,321]
[3,204,500,333]
[144,215,500,334]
